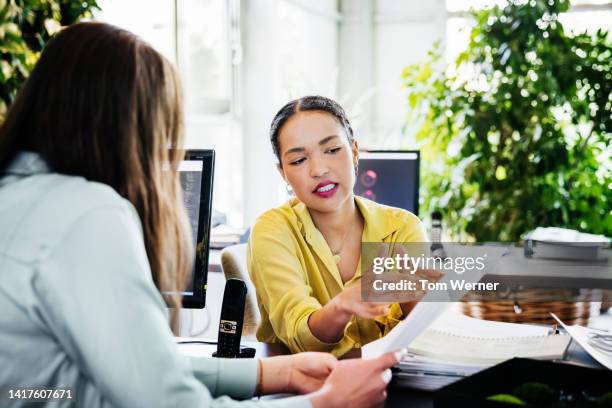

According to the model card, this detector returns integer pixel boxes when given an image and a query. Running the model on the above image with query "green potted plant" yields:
[403,0,611,241]
[0,0,99,121]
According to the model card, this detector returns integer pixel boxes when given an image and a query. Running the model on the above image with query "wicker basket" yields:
[459,288,606,326]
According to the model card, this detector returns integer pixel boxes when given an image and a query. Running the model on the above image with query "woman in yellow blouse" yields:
[248,95,430,357]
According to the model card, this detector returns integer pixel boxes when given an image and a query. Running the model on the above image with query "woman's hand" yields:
[398,267,444,315]
[382,243,443,315]
[259,352,337,395]
[333,282,393,319]
[308,280,392,343]
[286,352,338,394]
[310,349,407,408]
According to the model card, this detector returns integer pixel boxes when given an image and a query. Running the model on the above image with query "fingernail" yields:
[394,348,408,362]
[381,368,392,384]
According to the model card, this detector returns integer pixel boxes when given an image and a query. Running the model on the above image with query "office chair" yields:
[219,244,260,337]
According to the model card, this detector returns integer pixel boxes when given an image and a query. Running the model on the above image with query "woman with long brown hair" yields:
[0,22,401,408]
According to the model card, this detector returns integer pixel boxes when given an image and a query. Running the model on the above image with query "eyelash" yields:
[289,147,342,166]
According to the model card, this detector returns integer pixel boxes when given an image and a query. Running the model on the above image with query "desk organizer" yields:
[434,358,612,408]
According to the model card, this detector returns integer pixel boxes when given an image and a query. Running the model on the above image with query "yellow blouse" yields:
[247,196,427,357]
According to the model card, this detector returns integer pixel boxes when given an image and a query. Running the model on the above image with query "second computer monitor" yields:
[354,151,420,215]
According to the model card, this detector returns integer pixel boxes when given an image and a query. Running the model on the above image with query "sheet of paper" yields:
[551,313,612,370]
[362,301,452,359]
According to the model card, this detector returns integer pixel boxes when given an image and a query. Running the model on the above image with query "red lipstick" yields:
[313,180,338,198]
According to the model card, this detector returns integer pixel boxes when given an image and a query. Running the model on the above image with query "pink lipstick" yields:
[313,181,338,198]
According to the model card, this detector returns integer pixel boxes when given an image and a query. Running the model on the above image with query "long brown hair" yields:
[0,22,191,332]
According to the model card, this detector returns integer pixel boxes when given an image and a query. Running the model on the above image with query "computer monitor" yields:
[354,150,420,215]
[178,150,215,308]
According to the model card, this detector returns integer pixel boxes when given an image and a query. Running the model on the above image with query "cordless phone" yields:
[430,211,447,259]
[213,279,255,358]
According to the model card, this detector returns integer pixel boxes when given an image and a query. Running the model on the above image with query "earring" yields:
[354,162,359,176]
[286,184,294,196]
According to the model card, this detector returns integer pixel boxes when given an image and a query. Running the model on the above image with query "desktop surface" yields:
[176,337,605,408]
[482,246,612,290]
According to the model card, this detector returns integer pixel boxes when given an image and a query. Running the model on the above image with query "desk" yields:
[177,338,606,408]
[485,246,612,290]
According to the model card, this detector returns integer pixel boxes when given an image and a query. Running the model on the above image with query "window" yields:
[95,0,175,62]
[95,0,244,225]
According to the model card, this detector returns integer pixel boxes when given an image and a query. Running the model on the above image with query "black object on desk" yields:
[433,358,612,408]
[212,278,255,358]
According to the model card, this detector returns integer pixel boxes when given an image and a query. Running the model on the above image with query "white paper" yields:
[530,227,609,245]
[429,310,550,339]
[362,301,452,359]
[551,313,612,370]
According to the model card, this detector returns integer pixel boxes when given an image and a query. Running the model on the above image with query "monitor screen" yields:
[354,151,420,215]
[177,150,215,308]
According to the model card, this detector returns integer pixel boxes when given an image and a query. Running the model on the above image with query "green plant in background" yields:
[403,0,611,241]
[0,0,99,121]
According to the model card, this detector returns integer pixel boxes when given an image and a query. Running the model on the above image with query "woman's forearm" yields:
[307,297,353,343]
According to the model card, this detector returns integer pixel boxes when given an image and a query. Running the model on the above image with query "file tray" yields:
[433,358,612,408]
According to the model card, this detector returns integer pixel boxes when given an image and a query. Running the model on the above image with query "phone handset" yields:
[212,278,255,358]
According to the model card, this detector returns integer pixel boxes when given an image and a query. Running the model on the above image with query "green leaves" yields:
[0,0,99,121]
[403,0,611,241]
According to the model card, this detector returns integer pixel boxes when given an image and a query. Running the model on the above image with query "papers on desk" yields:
[364,306,571,364]
[380,310,572,391]
[525,227,610,261]
[408,311,570,365]
[394,353,487,391]
[210,225,246,249]
[551,313,612,370]
[528,227,609,245]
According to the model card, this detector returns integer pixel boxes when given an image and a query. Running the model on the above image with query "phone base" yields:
[212,347,256,359]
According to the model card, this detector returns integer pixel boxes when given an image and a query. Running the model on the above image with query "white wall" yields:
[338,0,375,141]
[241,0,340,226]
[369,0,446,148]
[240,0,447,225]
[335,0,446,149]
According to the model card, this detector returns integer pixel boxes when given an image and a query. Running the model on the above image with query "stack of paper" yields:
[394,353,487,391]
[525,227,610,261]
[361,248,575,391]
[210,225,246,249]
[528,227,609,244]
[408,312,570,364]
[368,310,572,391]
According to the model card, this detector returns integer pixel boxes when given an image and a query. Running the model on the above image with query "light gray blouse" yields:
[0,152,309,408]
